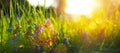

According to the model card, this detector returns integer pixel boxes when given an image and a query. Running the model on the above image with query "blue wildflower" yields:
[10,40,14,45]
[8,27,13,31]
[35,30,39,33]
[64,38,69,45]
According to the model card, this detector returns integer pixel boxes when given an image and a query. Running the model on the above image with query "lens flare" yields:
[65,0,97,15]
[27,0,55,7]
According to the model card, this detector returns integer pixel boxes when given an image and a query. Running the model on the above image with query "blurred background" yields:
[0,0,120,53]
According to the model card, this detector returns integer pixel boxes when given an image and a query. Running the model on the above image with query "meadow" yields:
[0,0,120,53]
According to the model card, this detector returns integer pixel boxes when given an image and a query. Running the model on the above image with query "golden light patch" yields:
[65,0,98,15]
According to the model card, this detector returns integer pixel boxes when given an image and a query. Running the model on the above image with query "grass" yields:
[0,0,120,53]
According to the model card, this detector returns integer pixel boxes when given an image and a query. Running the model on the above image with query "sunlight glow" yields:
[65,0,97,15]
[27,0,55,7]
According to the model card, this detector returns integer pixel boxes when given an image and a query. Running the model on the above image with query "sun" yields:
[65,0,97,15]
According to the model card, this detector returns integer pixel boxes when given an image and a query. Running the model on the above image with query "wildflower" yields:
[46,18,50,23]
[39,26,44,33]
[10,40,14,45]
[64,38,69,45]
[8,27,13,31]
[35,30,39,33]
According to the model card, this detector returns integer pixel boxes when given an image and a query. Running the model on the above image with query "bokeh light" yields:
[65,0,98,15]
[27,0,56,7]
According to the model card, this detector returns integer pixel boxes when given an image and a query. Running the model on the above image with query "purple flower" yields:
[35,30,39,33]
[46,18,50,23]
[10,40,14,45]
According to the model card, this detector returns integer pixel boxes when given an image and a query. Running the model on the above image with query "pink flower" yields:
[39,26,44,33]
